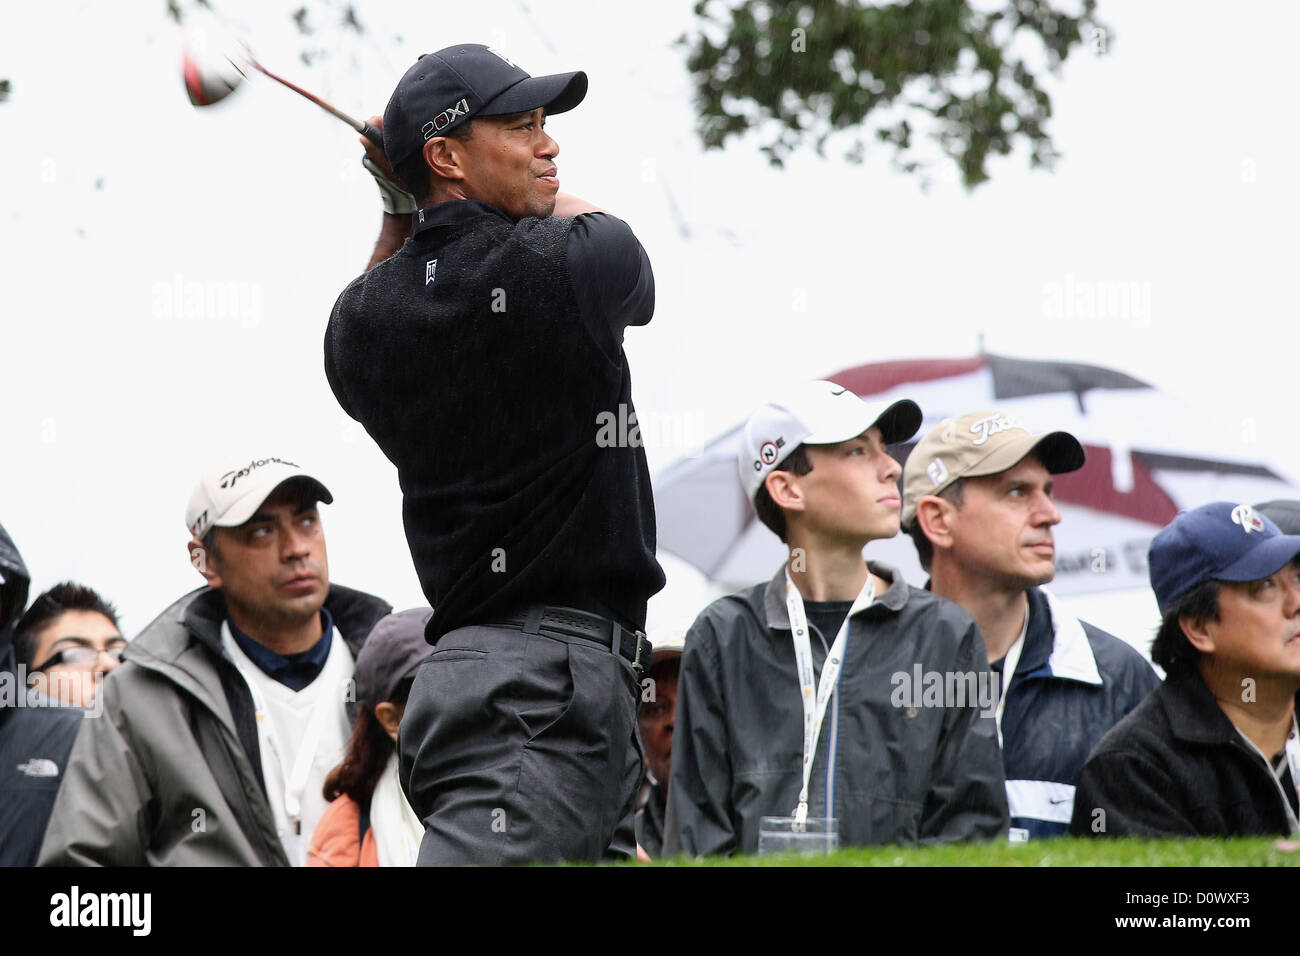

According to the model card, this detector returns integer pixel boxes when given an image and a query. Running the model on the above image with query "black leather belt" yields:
[494,604,651,675]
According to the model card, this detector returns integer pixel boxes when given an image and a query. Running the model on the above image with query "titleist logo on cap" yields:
[968,413,1026,446]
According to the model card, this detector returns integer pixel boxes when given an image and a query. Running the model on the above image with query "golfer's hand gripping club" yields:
[359,115,417,216]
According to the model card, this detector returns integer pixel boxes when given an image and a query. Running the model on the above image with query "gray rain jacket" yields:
[666,561,1008,857]
[38,584,390,866]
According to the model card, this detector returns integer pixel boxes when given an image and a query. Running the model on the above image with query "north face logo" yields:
[17,758,59,778]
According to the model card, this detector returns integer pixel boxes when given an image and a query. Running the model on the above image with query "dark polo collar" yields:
[412,198,512,237]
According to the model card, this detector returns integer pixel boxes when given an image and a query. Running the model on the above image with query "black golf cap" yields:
[383,44,588,168]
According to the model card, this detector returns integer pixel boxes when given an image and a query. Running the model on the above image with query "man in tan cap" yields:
[902,411,1158,841]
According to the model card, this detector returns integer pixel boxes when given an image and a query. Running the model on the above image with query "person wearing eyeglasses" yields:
[13,582,125,709]
[0,522,86,867]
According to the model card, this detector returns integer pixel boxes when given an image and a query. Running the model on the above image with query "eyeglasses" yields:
[31,644,126,672]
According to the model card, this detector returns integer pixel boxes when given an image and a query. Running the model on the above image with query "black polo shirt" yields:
[325,199,665,640]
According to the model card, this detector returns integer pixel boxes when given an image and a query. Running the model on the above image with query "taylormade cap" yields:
[185,456,332,539]
[384,43,588,168]
[901,410,1085,529]
[738,380,922,504]
[1149,502,1300,616]
[350,607,433,722]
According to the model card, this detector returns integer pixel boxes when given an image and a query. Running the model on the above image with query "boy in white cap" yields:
[666,382,1007,856]
[40,457,391,866]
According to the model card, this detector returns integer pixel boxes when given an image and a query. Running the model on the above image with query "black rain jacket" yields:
[1069,669,1300,837]
[667,561,1008,856]
[0,521,84,866]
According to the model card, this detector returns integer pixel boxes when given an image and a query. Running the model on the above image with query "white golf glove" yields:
[363,156,418,216]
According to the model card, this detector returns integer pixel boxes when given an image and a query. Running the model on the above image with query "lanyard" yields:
[993,609,1029,749]
[222,622,341,836]
[784,570,875,825]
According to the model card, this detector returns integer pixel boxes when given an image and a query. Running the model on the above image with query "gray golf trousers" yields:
[398,623,644,865]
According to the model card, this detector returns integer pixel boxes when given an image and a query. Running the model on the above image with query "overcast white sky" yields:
[2,0,1297,651]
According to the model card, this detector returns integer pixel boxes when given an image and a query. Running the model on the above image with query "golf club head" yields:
[181,22,251,107]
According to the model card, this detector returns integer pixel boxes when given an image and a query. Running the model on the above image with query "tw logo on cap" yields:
[486,46,518,68]
[1231,504,1266,534]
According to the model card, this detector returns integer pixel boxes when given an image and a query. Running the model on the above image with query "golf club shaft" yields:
[251,58,383,147]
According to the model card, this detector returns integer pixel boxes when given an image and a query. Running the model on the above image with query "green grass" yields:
[637,836,1300,866]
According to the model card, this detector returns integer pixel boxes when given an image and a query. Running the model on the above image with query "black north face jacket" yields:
[0,521,84,867]
[1069,670,1299,837]
[667,561,1008,857]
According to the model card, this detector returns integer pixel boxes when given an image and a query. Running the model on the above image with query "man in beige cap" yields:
[902,411,1158,840]
[40,456,391,866]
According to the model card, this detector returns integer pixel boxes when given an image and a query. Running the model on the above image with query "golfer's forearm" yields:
[367,213,413,271]
[554,192,608,216]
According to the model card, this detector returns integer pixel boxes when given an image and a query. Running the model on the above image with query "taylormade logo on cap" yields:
[219,456,299,490]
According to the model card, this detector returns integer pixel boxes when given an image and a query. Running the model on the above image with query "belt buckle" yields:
[632,629,648,674]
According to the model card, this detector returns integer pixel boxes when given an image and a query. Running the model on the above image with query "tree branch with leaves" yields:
[683,0,1108,189]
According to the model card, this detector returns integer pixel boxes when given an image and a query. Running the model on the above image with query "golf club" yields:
[183,26,382,147]
[246,51,383,147]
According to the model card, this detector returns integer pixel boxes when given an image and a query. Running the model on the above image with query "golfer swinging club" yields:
[325,44,664,865]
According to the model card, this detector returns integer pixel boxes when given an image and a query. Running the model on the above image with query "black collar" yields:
[411,199,512,238]
[1159,669,1300,747]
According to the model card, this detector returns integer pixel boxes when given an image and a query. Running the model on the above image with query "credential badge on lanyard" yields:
[783,570,875,827]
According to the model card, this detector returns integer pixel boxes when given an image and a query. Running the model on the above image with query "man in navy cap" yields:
[1070,502,1300,837]
[325,45,662,864]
